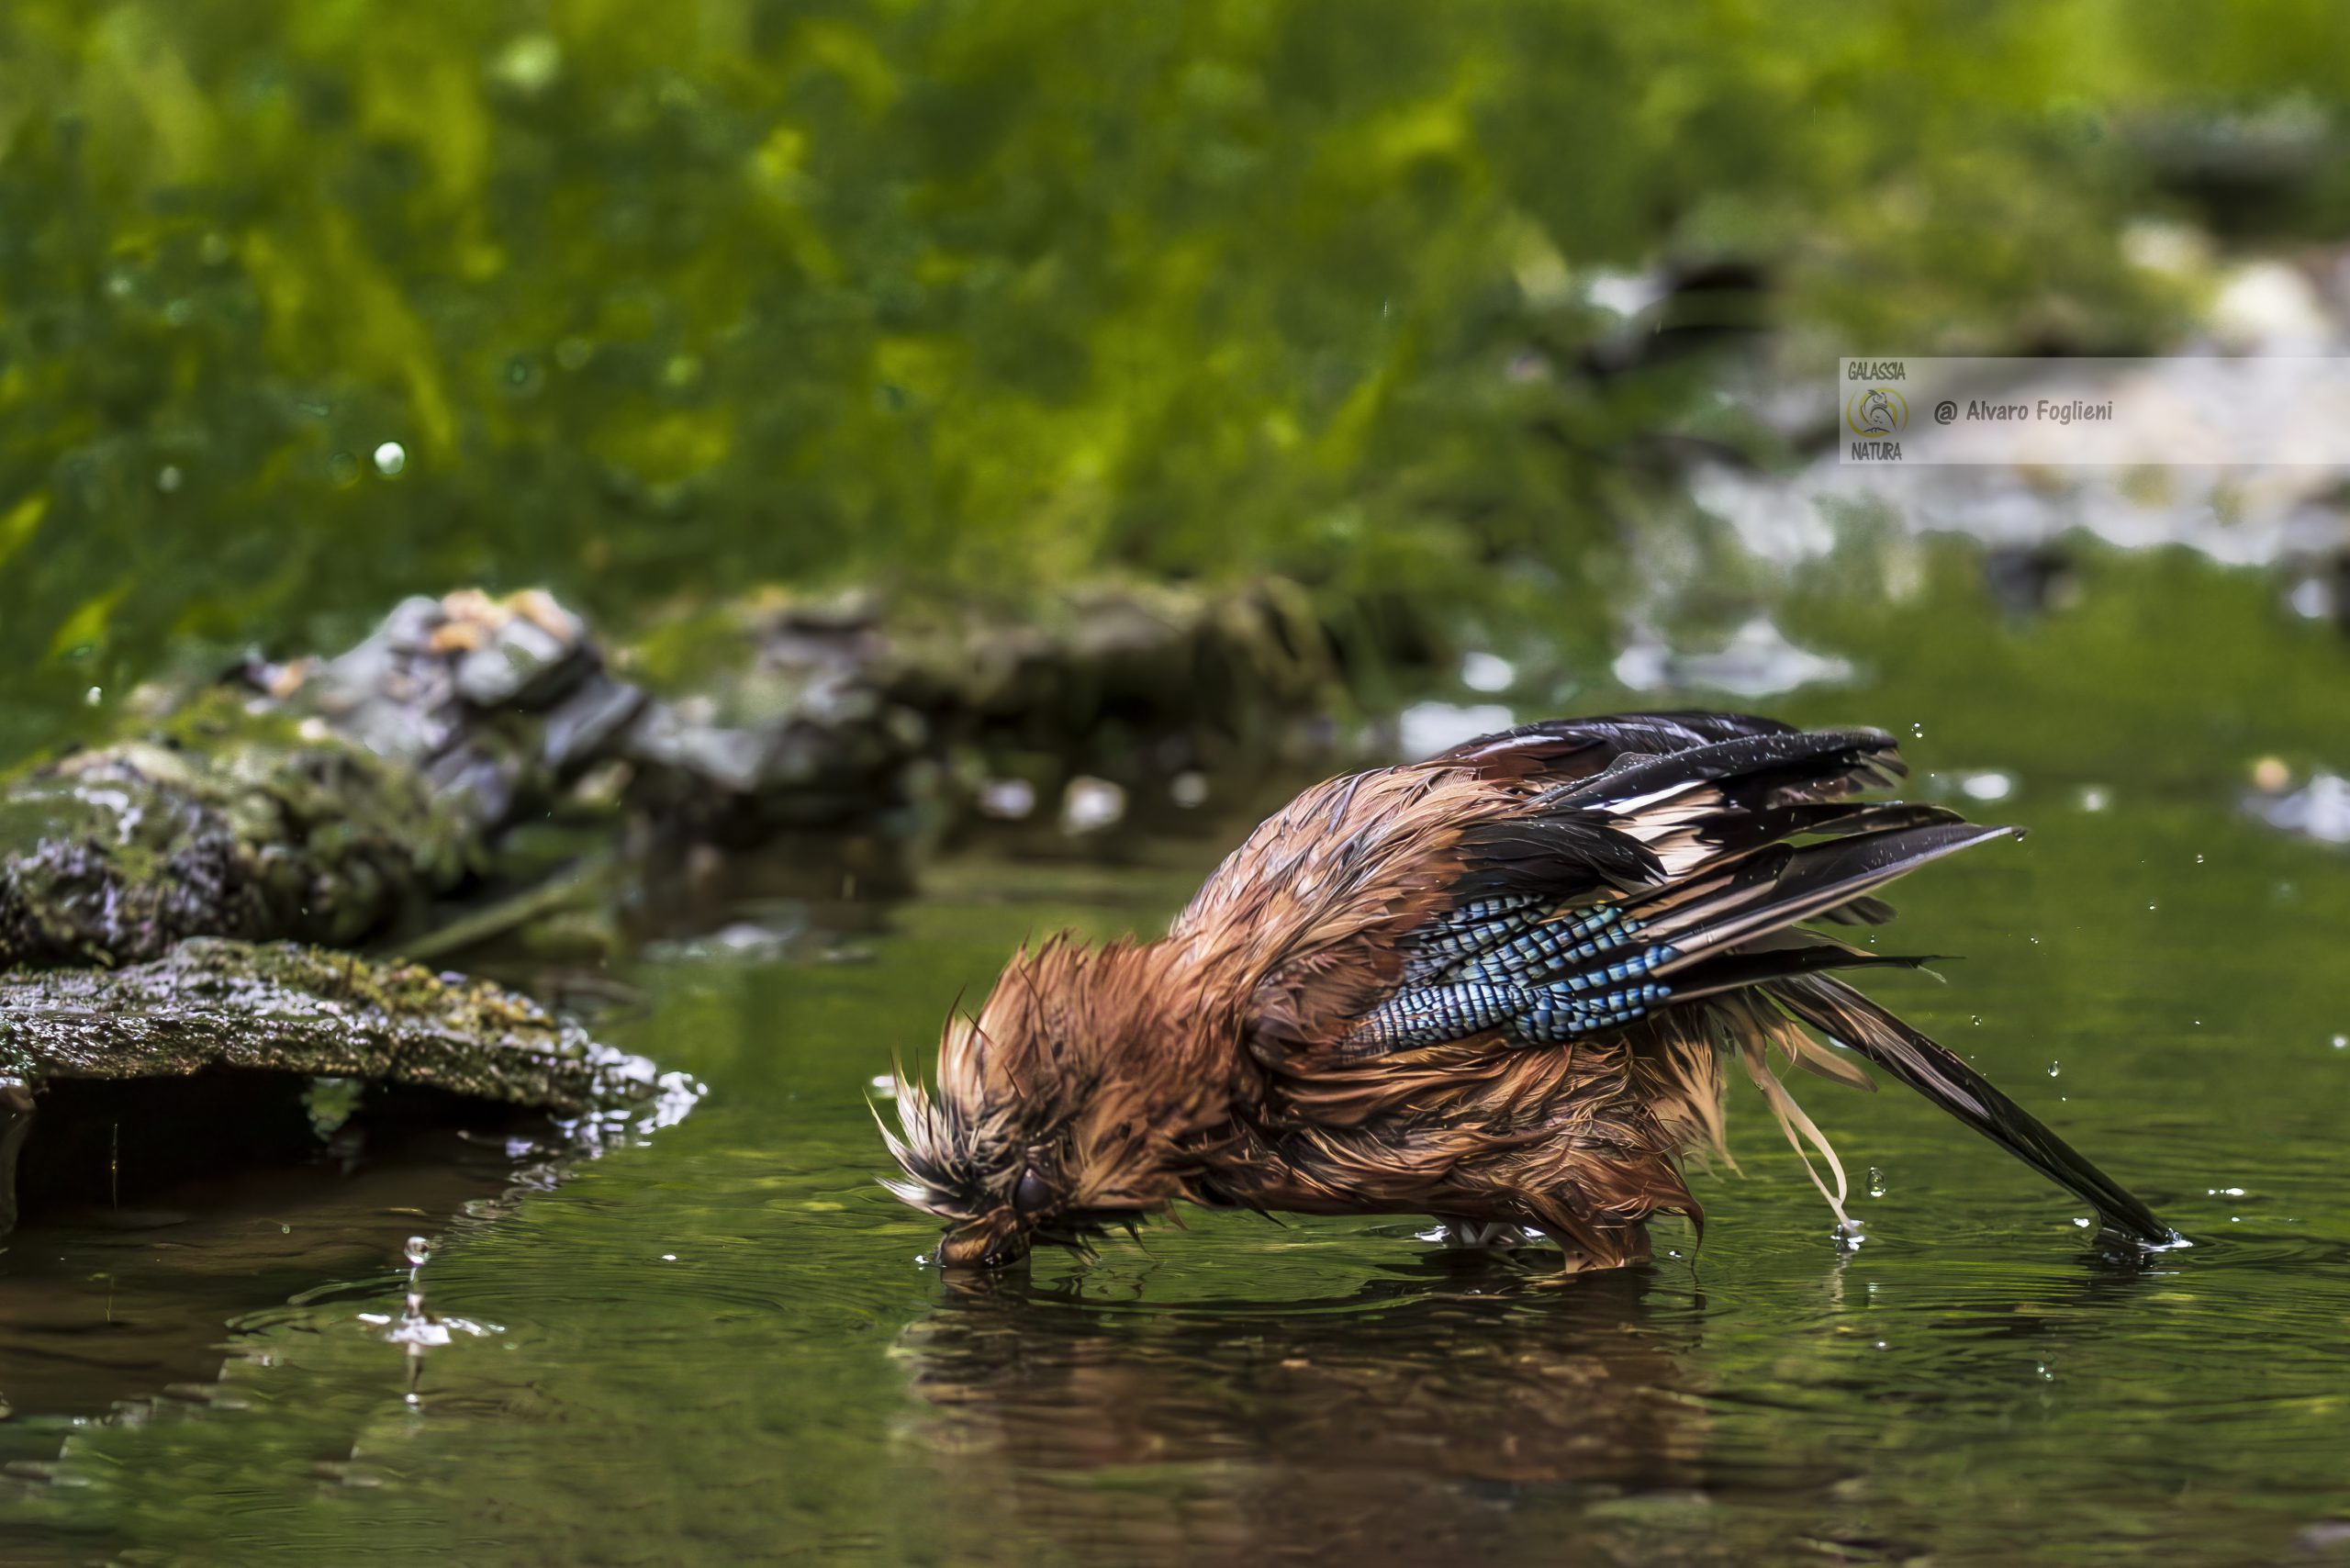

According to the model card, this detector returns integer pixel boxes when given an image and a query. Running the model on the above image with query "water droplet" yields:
[157,465,183,493]
[404,1236,432,1267]
[2332,1035,2346,1049]
[83,686,102,708]
[2077,785,2110,812]
[1910,722,1925,738]
[1867,1168,1887,1198]
[2147,903,2157,912]
[2195,854,2205,864]
[373,441,408,476]
[2048,1061,2061,1078]
[661,1253,677,1262]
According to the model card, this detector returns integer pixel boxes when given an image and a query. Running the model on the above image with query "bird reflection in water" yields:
[892,1257,1835,1566]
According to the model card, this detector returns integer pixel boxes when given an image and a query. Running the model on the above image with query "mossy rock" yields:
[0,696,470,970]
[0,938,691,1234]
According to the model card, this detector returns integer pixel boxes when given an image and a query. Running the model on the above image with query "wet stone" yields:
[541,674,650,772]
[453,614,583,708]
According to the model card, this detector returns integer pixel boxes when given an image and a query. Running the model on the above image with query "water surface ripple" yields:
[6,678,2350,1566]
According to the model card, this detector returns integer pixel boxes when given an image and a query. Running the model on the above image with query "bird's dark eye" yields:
[1012,1167,1054,1216]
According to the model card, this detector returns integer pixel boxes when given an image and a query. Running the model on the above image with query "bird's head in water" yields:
[879,935,1229,1269]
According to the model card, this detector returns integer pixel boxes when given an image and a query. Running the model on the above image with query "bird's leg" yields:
[1427,1210,1652,1271]
[1431,1216,1537,1249]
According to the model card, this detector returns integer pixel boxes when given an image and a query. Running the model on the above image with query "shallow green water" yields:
[6,557,2350,1564]
[13,2,2350,1556]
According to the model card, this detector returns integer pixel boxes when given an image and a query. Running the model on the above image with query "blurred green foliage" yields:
[4,0,2349,759]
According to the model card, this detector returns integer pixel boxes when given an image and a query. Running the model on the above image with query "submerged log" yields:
[0,938,688,1235]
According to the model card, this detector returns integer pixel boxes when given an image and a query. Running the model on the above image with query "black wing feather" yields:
[1433,711,1796,775]
[1641,823,2016,966]
[1551,725,1898,809]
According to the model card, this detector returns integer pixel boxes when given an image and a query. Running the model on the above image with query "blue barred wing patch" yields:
[1348,897,1679,1055]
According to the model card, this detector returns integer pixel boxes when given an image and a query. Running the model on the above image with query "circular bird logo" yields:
[1846,387,1908,436]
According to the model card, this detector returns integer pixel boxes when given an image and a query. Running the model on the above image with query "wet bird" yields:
[882,713,2169,1270]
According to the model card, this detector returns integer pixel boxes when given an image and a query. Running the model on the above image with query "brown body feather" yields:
[885,711,2169,1269]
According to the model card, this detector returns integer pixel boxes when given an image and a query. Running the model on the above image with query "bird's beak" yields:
[938,1215,1029,1271]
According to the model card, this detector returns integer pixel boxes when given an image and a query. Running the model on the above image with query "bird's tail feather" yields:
[1765,974,2174,1246]
[1589,821,2171,1247]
